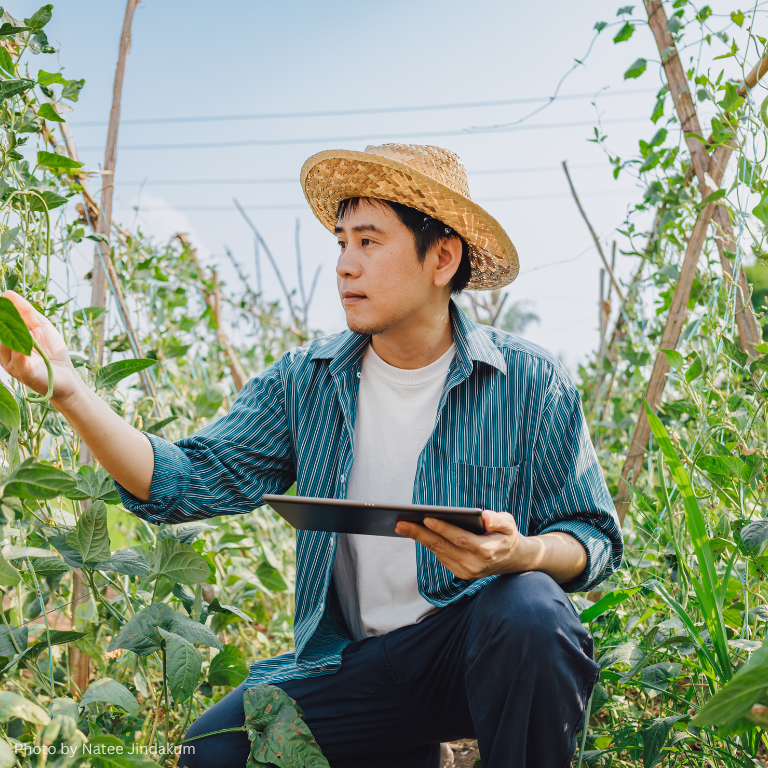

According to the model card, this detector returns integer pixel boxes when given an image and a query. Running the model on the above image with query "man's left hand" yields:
[395,511,588,583]
[395,510,531,581]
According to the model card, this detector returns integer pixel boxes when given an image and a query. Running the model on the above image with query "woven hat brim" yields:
[300,149,519,291]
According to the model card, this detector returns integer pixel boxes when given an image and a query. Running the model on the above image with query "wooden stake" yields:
[614,5,768,522]
[90,0,141,364]
[67,0,142,694]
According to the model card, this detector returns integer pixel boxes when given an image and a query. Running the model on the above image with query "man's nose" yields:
[336,247,361,279]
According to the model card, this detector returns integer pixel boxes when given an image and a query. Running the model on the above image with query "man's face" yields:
[334,200,446,336]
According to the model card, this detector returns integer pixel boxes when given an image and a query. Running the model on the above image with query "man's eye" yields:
[361,238,370,246]
[338,241,346,250]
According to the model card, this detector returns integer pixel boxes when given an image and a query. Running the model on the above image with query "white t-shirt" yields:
[333,342,456,641]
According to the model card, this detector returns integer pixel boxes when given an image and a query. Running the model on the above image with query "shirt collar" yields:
[310,300,507,377]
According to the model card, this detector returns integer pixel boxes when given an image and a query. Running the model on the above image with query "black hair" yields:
[336,197,472,294]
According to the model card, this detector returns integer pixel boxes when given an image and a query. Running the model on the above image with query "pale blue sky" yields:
[8,0,749,368]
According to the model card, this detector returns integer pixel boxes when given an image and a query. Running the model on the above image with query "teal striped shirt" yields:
[117,301,622,686]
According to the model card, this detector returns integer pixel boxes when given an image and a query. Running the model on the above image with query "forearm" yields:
[53,377,154,501]
[511,531,588,584]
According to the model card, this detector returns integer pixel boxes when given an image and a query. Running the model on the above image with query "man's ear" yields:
[433,237,463,289]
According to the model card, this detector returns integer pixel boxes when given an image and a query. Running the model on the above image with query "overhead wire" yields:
[70,88,657,127]
[77,116,650,153]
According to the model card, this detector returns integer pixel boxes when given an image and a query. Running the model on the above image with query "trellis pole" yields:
[614,1,768,523]
[66,0,141,696]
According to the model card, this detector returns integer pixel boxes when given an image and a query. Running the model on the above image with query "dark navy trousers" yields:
[180,572,599,768]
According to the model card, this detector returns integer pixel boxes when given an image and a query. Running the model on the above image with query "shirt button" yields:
[356,372,361,378]
[340,474,345,483]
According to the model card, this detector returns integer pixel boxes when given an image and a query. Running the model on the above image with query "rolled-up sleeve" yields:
[529,370,623,592]
[115,360,296,524]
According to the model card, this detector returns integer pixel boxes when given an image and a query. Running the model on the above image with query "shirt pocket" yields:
[450,463,518,513]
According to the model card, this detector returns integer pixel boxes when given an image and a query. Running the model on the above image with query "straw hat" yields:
[300,144,518,290]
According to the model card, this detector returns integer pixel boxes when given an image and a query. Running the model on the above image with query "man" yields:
[0,143,622,768]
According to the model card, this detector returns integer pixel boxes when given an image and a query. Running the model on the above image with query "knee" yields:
[474,572,585,650]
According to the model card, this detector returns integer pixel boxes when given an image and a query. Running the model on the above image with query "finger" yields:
[482,510,519,534]
[395,521,468,560]
[4,290,47,331]
[421,517,484,550]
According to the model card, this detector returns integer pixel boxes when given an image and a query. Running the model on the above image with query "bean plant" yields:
[574,2,768,766]
[0,7,301,767]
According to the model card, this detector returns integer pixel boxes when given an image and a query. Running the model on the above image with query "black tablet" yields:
[263,494,485,537]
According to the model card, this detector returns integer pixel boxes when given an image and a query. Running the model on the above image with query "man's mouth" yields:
[342,291,366,305]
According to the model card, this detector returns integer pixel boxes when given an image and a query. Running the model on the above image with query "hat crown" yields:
[363,143,471,200]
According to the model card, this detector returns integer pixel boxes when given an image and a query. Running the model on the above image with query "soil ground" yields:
[448,739,480,767]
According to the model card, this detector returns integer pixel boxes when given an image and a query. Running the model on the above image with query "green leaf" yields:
[94,548,149,577]
[37,69,67,86]
[717,81,745,113]
[641,662,682,692]
[256,560,288,593]
[645,402,731,679]
[0,553,19,585]
[616,5,634,14]
[107,603,222,657]
[731,10,745,26]
[740,520,768,556]
[0,382,19,431]
[24,190,68,212]
[750,354,768,375]
[0,47,13,76]
[28,555,69,578]
[194,386,224,419]
[24,5,53,31]
[208,643,249,687]
[81,677,139,716]
[144,415,178,435]
[721,336,748,368]
[0,78,34,102]
[158,628,202,702]
[579,587,640,623]
[0,624,26,656]
[0,24,29,37]
[0,691,49,725]
[624,58,647,79]
[5,457,77,499]
[157,521,215,546]
[743,454,765,484]
[95,358,156,390]
[207,598,254,624]
[693,644,768,733]
[244,685,330,768]
[0,296,32,354]
[146,538,210,585]
[661,350,684,370]
[594,21,607,32]
[36,150,81,174]
[64,464,121,503]
[753,193,768,226]
[685,354,704,383]
[699,188,726,206]
[65,500,111,564]
[61,78,84,102]
[696,4,712,22]
[613,22,635,43]
[642,715,686,767]
[36,102,63,122]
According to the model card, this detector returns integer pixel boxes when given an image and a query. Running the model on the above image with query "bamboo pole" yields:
[67,0,141,694]
[614,5,768,522]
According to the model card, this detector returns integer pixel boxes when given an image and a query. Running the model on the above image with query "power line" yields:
[78,116,648,152]
[114,189,638,212]
[71,89,656,127]
[113,163,609,186]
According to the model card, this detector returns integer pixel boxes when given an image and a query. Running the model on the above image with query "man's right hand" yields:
[0,289,155,502]
[0,290,82,406]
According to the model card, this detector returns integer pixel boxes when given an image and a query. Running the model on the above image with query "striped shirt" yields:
[117,301,623,687]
